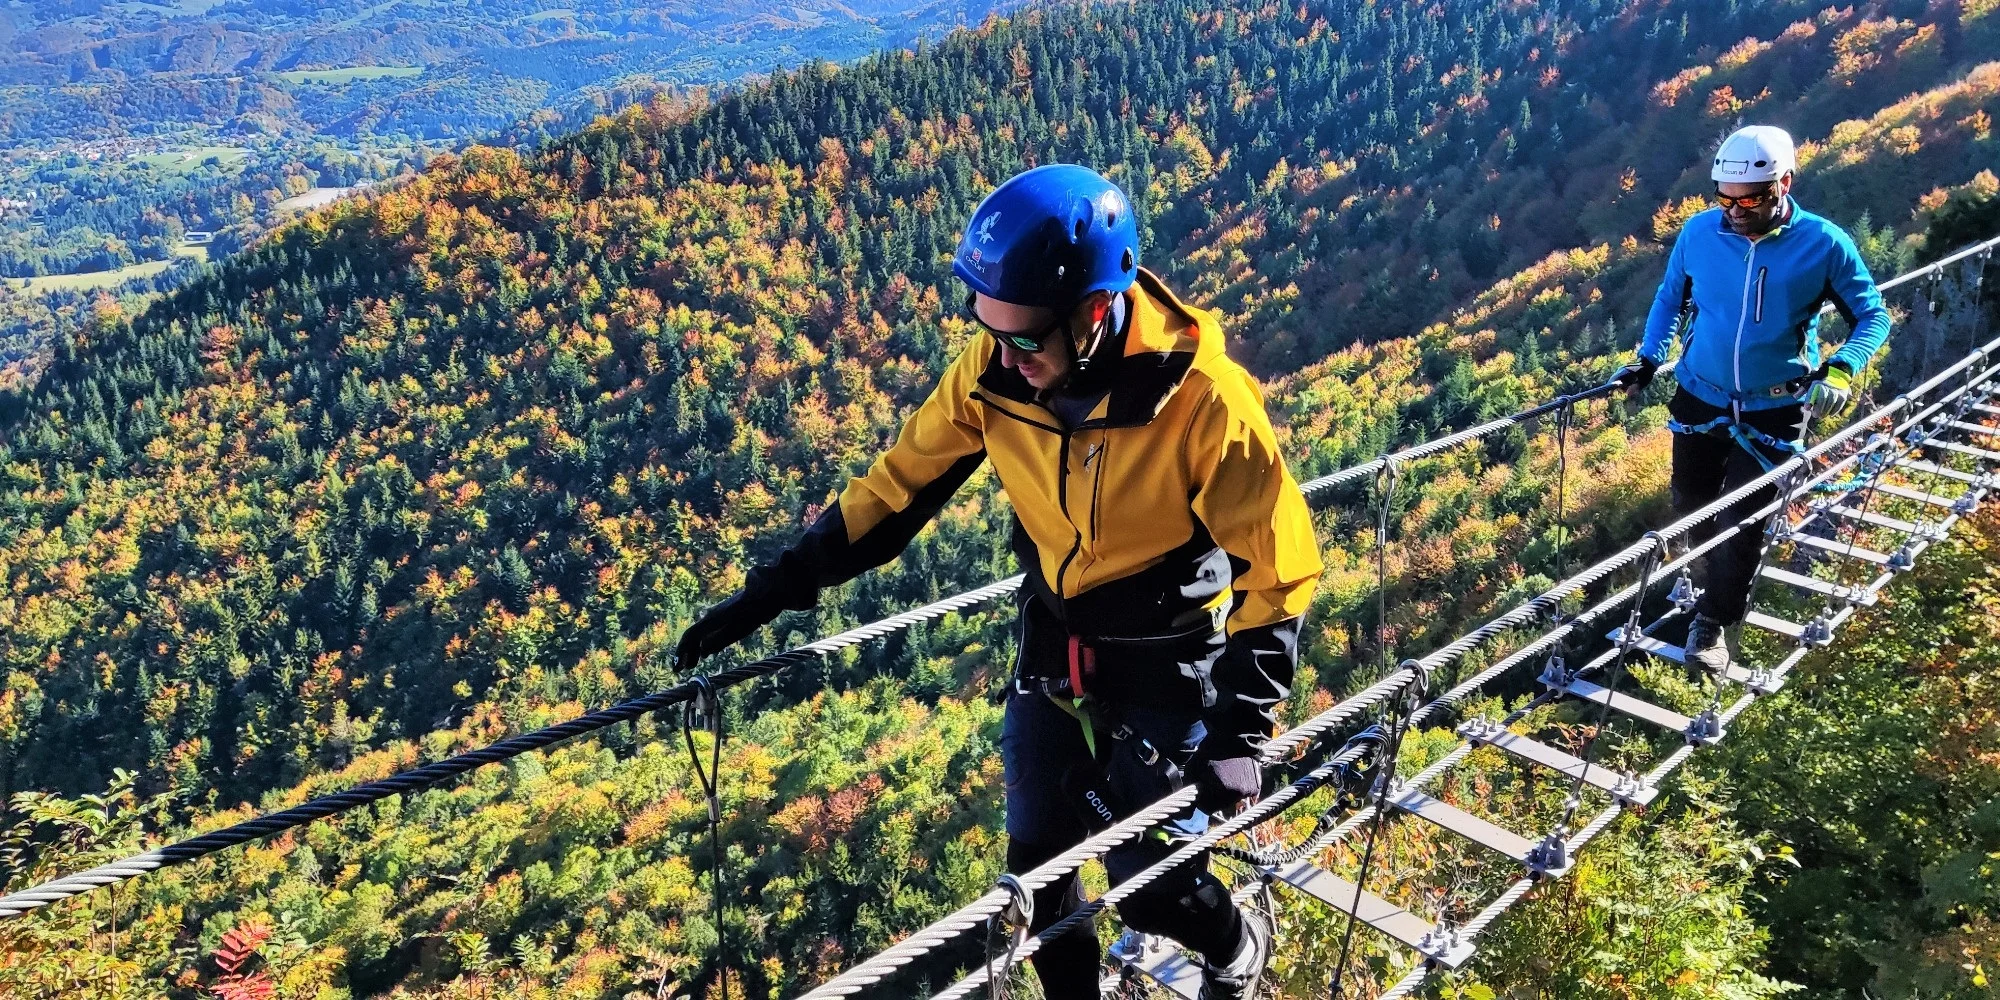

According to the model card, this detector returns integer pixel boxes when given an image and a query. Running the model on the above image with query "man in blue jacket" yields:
[1617,125,1891,670]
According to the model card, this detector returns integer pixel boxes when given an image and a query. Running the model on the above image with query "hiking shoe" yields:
[1199,905,1272,1000]
[1684,614,1731,672]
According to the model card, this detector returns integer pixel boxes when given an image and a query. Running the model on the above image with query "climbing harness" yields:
[1666,399,1807,472]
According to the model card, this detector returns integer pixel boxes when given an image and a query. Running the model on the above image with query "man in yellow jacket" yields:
[679,164,1322,998]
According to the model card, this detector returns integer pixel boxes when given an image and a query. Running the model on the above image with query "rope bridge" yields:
[2,236,1995,1000]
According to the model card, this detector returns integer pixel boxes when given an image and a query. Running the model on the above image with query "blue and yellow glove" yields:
[1804,362,1855,412]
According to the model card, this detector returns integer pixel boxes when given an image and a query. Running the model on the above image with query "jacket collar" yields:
[975,268,1210,428]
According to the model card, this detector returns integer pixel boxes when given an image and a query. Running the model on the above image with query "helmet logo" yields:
[976,211,1001,243]
[967,247,985,273]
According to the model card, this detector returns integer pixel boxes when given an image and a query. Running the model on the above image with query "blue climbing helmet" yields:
[952,164,1140,310]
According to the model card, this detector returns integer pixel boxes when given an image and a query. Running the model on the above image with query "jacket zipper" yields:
[1053,426,1081,620]
[1087,433,1107,560]
[1732,238,1759,394]
[971,390,1130,619]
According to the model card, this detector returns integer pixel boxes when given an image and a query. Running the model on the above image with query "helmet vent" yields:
[1055,265,1067,280]
[1075,218,1088,241]
[1121,249,1135,272]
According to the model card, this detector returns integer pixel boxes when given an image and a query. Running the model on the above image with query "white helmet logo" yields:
[976,211,1001,243]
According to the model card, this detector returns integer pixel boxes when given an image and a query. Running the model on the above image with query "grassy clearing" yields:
[6,245,206,295]
[278,66,424,84]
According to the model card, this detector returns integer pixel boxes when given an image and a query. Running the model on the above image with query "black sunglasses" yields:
[965,292,1067,353]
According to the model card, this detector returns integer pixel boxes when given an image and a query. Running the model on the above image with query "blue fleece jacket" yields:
[1639,198,1891,411]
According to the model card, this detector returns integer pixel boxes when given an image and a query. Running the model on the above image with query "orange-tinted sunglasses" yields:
[1713,185,1780,210]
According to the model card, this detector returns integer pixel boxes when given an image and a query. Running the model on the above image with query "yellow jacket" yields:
[759,269,1322,755]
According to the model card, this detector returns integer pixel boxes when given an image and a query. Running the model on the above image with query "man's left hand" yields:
[1189,755,1262,814]
[1805,362,1854,412]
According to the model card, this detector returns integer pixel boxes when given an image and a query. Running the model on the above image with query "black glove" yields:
[1188,754,1262,814]
[675,580,791,665]
[1613,358,1658,395]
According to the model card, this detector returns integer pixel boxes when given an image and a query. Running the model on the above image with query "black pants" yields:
[1001,691,1243,998]
[1668,389,1808,625]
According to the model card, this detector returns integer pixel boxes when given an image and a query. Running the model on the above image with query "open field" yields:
[5,244,206,294]
[278,66,424,84]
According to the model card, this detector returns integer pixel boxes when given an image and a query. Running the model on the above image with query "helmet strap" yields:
[1069,293,1124,376]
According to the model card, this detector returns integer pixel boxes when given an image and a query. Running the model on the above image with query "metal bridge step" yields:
[1928,438,2000,463]
[1972,403,2000,419]
[1944,420,2000,438]
[1893,458,1984,485]
[1818,503,1923,534]
[1108,932,1202,999]
[1871,482,1962,509]
[1789,531,1893,565]
[1758,564,1875,605]
[1271,860,1477,967]
[1744,610,1805,640]
[1604,626,1789,693]
[1387,785,1561,871]
[1458,719,1659,807]
[1551,675,1723,744]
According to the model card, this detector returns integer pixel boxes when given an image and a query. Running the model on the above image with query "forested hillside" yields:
[1,0,1997,996]
[0,0,1017,144]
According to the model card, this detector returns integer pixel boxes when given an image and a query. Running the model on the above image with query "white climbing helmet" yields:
[1711,125,1796,183]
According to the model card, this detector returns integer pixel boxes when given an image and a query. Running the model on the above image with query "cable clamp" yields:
[1527,829,1571,877]
[1538,651,1573,692]
[1801,614,1835,648]
[1889,540,1918,571]
[1667,571,1700,613]
[1684,708,1724,745]
[1457,716,1501,744]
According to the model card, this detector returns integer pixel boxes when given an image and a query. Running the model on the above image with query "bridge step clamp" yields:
[1107,931,1203,999]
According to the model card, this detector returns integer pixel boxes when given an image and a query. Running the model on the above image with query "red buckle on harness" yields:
[1067,636,1096,697]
